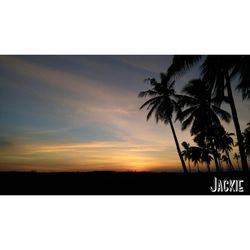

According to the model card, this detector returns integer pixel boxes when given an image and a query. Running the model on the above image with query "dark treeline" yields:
[139,55,250,173]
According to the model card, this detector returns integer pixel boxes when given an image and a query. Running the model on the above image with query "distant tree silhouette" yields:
[193,124,223,171]
[221,155,229,170]
[176,79,231,172]
[189,146,202,172]
[138,73,188,173]
[215,128,235,171]
[166,55,249,171]
[200,147,213,172]
[182,141,213,172]
[181,141,192,172]
[242,123,250,158]
[233,153,241,170]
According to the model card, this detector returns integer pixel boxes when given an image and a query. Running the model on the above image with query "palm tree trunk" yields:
[207,163,211,172]
[217,153,222,170]
[188,160,191,173]
[219,158,223,171]
[206,123,220,172]
[197,163,200,172]
[237,160,240,171]
[169,117,188,173]
[225,72,249,172]
[209,140,220,172]
[226,151,234,171]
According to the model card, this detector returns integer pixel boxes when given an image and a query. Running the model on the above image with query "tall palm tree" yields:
[138,73,188,173]
[166,55,249,171]
[176,79,231,172]
[201,56,248,171]
[181,141,192,172]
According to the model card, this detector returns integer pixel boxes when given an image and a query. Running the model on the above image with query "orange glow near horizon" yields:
[0,141,182,172]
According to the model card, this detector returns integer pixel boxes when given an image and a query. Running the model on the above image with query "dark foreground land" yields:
[0,171,249,195]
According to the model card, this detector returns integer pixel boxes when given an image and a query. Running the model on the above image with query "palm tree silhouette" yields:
[242,123,250,158]
[200,147,213,172]
[166,55,249,171]
[233,153,241,171]
[182,141,213,172]
[221,155,229,170]
[234,56,250,100]
[176,79,231,172]
[138,73,188,173]
[189,146,202,172]
[215,129,235,171]
[181,141,192,172]
[202,56,248,171]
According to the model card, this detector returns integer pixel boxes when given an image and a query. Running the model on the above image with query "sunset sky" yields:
[0,55,249,172]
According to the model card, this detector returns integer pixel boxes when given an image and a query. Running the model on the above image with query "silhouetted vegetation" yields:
[177,78,231,172]
[243,123,250,157]
[138,74,188,173]
[139,55,250,173]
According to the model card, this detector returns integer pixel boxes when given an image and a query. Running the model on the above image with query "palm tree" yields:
[233,153,240,170]
[234,56,250,100]
[200,147,213,172]
[189,146,202,172]
[176,79,231,172]
[181,141,192,172]
[215,129,235,171]
[242,123,250,158]
[138,73,188,173]
[166,55,249,171]
[202,56,248,171]
[182,141,213,172]
[221,155,229,170]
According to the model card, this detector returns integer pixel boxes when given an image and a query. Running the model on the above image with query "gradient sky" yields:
[0,56,249,172]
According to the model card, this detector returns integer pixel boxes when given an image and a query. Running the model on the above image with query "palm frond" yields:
[146,102,159,121]
[176,94,197,107]
[181,115,194,130]
[138,89,158,98]
[167,55,203,79]
[212,105,231,123]
[139,96,160,110]
[176,106,197,122]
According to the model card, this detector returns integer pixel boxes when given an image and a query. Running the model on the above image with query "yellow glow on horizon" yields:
[0,140,182,172]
